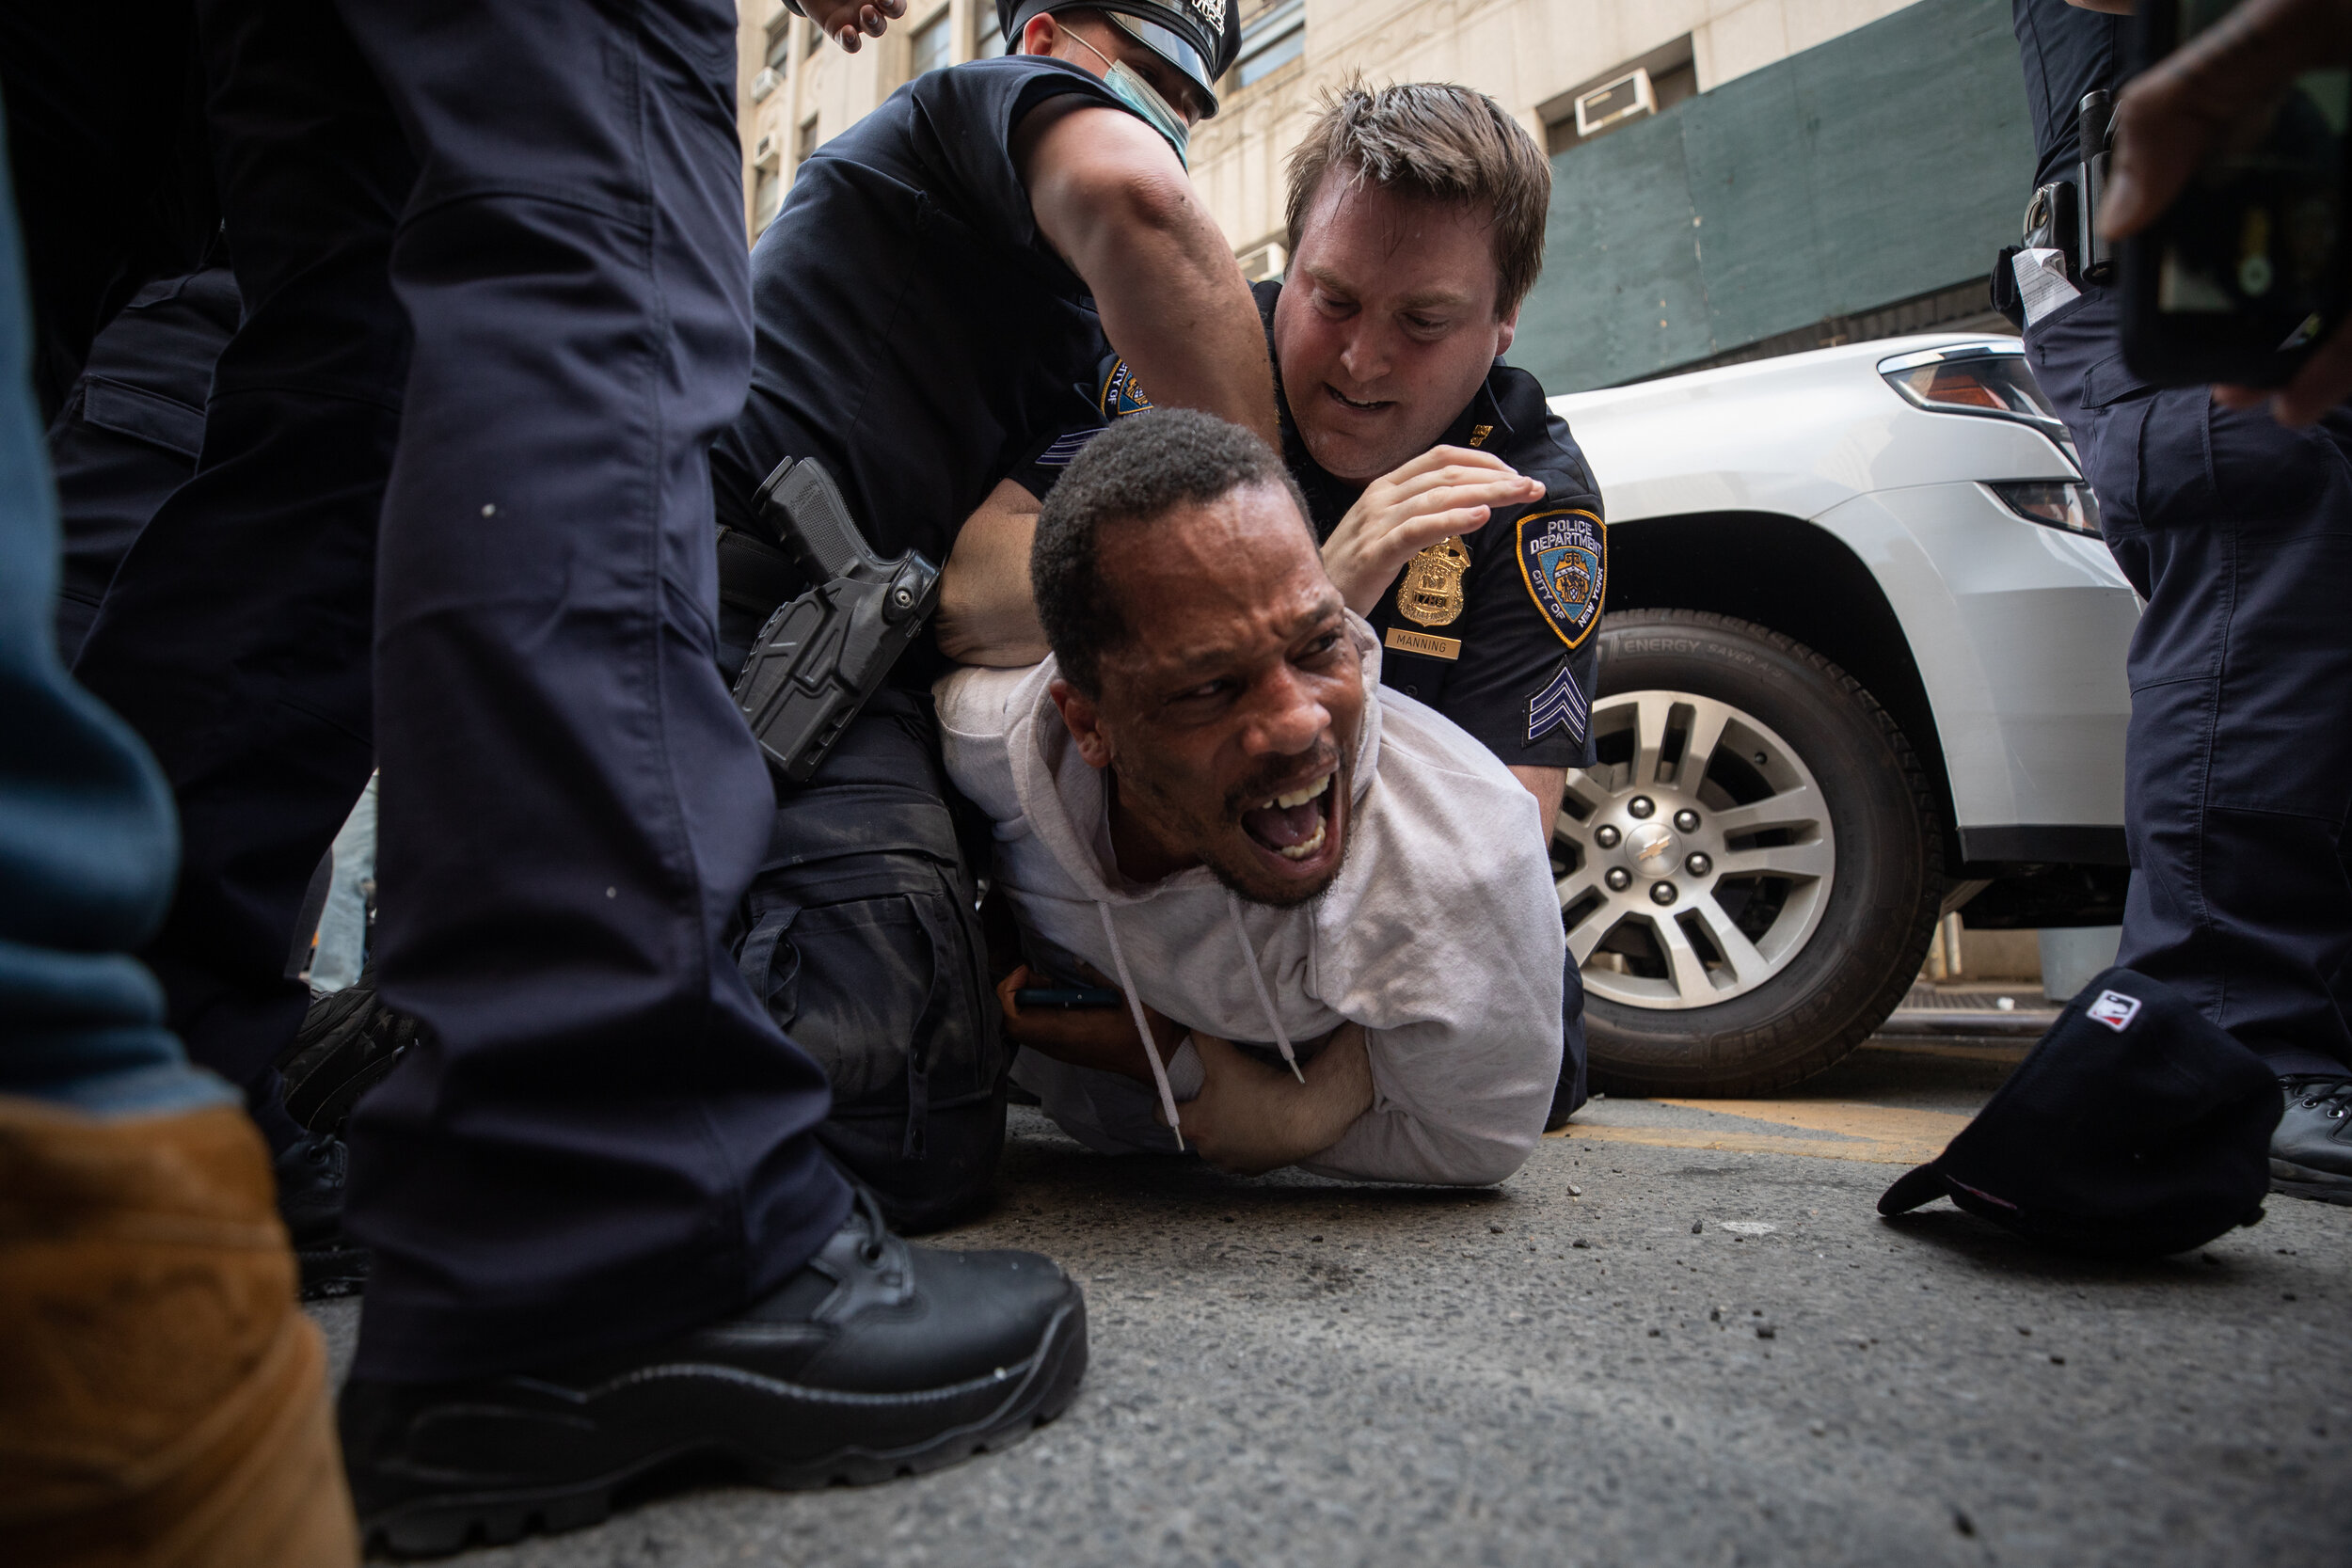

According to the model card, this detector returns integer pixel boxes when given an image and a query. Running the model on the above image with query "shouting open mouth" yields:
[1239,769,1337,868]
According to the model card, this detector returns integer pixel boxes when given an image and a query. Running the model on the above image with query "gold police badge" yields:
[1396,536,1470,627]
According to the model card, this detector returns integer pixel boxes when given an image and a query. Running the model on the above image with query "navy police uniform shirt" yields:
[1013,279,1606,768]
[709,55,1135,578]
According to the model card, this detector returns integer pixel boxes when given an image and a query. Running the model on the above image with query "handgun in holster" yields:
[729,456,941,784]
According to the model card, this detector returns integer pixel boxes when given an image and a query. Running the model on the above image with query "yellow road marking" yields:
[1549,1099,1971,1166]
[1862,1040,2029,1063]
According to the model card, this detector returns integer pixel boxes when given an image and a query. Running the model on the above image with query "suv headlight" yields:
[1987,479,2103,536]
[1878,343,2078,467]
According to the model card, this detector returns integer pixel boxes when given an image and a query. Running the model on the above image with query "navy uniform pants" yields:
[2026,291,2352,1078]
[70,0,848,1382]
[48,265,237,668]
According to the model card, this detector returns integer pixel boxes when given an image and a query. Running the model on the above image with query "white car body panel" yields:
[1550,333,2137,845]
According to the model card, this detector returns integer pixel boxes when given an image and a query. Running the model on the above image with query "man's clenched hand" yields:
[995,965,1184,1082]
[1168,1024,1375,1176]
[801,0,907,54]
[1321,447,1542,615]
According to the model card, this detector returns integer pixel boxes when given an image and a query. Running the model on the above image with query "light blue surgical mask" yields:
[1071,33,1190,168]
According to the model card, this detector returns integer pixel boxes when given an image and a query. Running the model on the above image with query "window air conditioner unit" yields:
[1573,68,1655,137]
[754,133,781,166]
[752,67,781,103]
[1236,240,1286,284]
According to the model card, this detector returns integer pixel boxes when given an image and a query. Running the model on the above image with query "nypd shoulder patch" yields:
[1098,358,1155,420]
[1516,508,1606,649]
[1528,663,1589,746]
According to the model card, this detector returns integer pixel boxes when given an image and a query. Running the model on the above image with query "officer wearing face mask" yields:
[705,0,1271,1230]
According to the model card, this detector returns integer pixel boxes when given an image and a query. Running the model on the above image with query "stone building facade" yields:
[733,0,2032,390]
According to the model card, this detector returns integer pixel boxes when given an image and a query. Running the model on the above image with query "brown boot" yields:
[0,1098,358,1567]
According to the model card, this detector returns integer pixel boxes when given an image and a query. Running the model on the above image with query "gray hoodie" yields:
[935,616,1565,1186]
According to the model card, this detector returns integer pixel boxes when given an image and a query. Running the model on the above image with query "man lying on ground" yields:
[933,80,1603,1119]
[936,408,1565,1182]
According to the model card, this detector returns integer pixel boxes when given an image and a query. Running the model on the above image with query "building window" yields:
[795,112,820,171]
[1231,0,1304,89]
[974,3,1008,58]
[765,11,792,71]
[909,8,951,78]
[754,164,785,232]
[801,14,819,57]
[1237,239,1286,283]
[1540,38,1698,156]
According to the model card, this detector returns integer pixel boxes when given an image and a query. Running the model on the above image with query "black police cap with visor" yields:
[999,0,1241,118]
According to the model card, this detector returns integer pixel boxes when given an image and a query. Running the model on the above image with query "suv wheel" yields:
[1555,610,1942,1096]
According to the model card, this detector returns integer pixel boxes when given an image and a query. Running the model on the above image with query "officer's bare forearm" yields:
[1019,106,1276,447]
[1089,212,1276,450]
[938,480,1048,667]
[1507,766,1566,841]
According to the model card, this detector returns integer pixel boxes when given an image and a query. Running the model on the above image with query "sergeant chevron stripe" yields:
[1528,664,1588,745]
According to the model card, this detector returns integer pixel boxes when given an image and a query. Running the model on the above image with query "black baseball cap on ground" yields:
[1000,0,1241,117]
[1878,967,2280,1257]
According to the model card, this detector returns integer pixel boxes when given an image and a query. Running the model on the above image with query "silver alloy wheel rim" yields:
[1553,689,1836,1010]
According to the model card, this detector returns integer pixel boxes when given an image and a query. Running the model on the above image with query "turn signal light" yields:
[1988,480,2102,537]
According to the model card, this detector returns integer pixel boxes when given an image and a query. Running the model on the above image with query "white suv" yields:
[1549,334,2137,1096]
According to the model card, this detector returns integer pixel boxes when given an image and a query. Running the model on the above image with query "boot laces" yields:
[2285,1075,2352,1117]
[847,1185,891,1265]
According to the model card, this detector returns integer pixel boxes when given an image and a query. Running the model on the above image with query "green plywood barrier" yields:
[1517,0,2039,392]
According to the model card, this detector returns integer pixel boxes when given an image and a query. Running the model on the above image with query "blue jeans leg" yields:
[0,109,230,1118]
[310,771,375,992]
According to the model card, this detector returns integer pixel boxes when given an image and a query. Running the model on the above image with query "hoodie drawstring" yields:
[1097,902,1184,1151]
[1227,892,1304,1083]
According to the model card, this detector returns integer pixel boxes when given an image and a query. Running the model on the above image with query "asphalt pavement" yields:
[311,1037,2352,1567]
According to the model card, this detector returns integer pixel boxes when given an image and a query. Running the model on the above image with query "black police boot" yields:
[339,1190,1088,1556]
[2270,1074,2352,1205]
[272,1128,371,1300]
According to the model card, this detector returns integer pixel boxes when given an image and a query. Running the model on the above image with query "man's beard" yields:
[1120,744,1354,911]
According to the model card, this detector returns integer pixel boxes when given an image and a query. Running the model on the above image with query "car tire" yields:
[1557,609,1942,1096]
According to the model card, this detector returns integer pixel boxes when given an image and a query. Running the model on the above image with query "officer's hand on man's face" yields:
[1165,1024,1374,1177]
[803,0,907,54]
[1320,446,1543,616]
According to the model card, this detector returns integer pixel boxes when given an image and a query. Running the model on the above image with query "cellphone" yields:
[1012,986,1125,1009]
[2120,1,2351,387]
